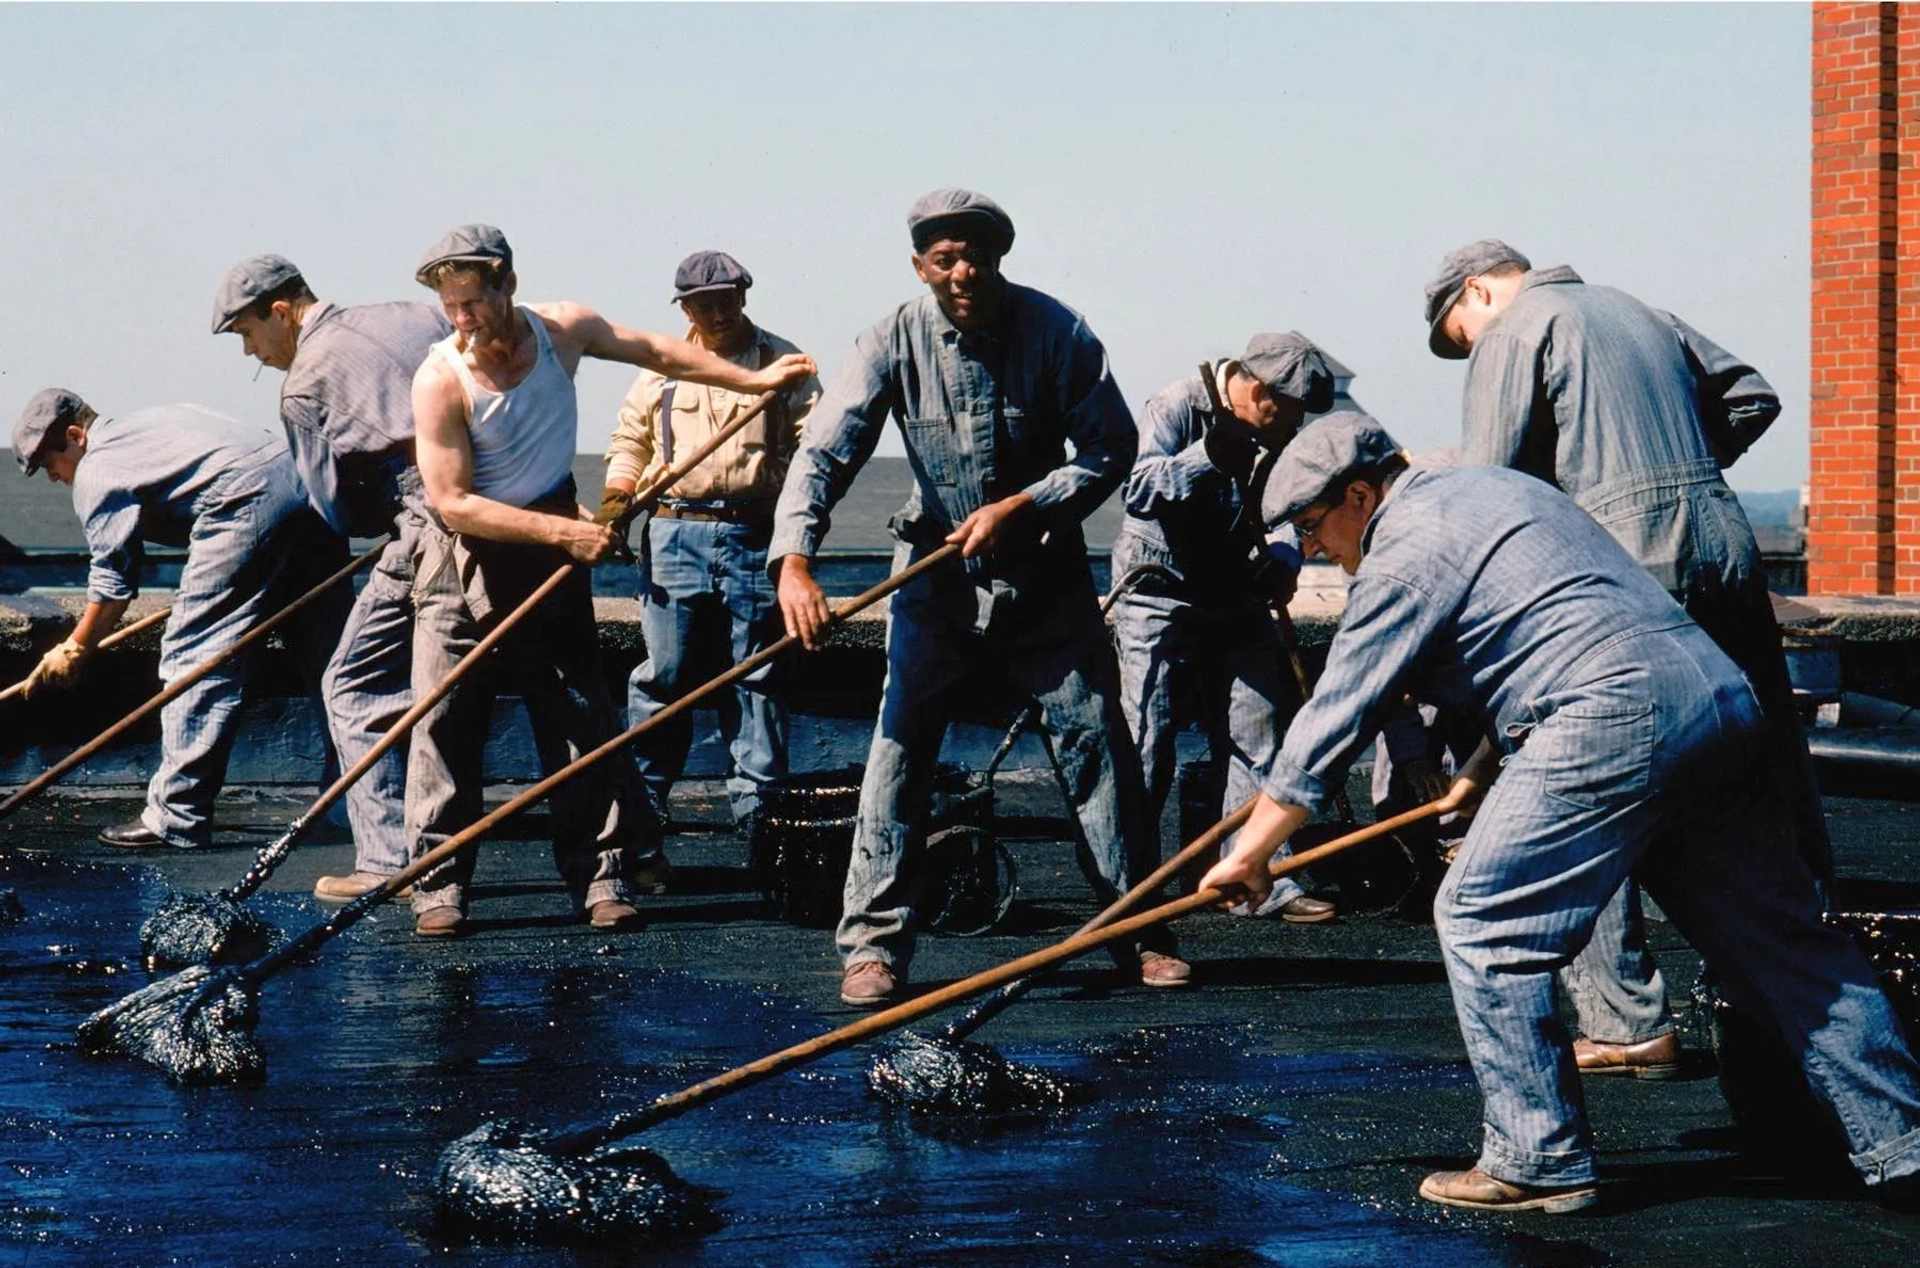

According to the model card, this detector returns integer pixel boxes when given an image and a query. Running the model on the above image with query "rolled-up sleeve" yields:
[75,483,145,604]
[1019,318,1136,523]
[1459,330,1546,473]
[1263,565,1451,812]
[770,326,895,563]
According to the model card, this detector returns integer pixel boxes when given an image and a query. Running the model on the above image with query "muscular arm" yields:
[411,356,614,561]
[532,303,815,396]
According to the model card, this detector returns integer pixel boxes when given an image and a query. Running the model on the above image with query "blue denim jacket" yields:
[771,282,1134,589]
[1459,267,1775,595]
[1111,371,1302,598]
[1263,465,1704,812]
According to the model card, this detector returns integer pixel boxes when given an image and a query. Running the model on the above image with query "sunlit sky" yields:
[1,3,1810,489]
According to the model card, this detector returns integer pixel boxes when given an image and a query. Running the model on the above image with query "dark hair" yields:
[243,275,316,323]
[1480,261,1527,282]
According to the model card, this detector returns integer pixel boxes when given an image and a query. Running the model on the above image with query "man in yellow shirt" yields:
[603,252,822,871]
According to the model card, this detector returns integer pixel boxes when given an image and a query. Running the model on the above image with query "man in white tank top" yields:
[405,224,816,938]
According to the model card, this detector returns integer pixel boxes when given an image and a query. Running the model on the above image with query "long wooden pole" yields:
[0,607,174,705]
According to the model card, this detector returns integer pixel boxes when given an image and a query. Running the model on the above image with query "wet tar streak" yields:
[866,1030,1085,1117]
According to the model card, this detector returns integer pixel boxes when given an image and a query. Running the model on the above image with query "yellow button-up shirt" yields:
[605,324,820,503]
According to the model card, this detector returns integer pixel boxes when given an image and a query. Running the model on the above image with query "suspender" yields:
[658,381,678,467]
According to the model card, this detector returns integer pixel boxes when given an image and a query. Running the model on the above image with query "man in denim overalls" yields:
[773,189,1187,1008]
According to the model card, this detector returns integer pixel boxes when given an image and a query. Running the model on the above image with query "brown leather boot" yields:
[1418,1167,1598,1213]
[1572,1031,1681,1080]
[840,961,900,1008]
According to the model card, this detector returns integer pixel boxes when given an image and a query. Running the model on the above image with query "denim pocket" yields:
[1526,703,1656,812]
[904,416,956,484]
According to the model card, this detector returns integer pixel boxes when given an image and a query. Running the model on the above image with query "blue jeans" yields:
[628,516,787,831]
[1110,584,1304,910]
[1436,625,1920,1188]
[143,458,346,848]
[838,542,1167,972]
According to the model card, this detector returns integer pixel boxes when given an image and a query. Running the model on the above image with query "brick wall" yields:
[1810,3,1918,595]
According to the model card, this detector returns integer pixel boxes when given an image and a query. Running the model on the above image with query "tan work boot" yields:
[414,906,466,938]
[1139,951,1193,988]
[1572,1031,1681,1080]
[1418,1167,1597,1214]
[1275,895,1336,925]
[840,960,900,1008]
[588,899,642,931]
[313,871,414,904]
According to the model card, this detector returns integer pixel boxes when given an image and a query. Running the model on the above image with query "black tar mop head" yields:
[865,1031,1085,1117]
[75,964,266,1085]
[435,1120,717,1244]
[139,891,280,969]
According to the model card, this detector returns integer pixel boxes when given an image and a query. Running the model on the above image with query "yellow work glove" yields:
[592,489,635,528]
[21,638,88,699]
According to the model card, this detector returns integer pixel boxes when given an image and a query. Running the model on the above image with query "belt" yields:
[655,502,774,526]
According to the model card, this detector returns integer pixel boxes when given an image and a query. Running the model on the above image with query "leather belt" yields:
[655,502,774,527]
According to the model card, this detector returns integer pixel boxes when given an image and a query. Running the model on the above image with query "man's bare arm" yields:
[411,356,615,562]
[532,302,816,396]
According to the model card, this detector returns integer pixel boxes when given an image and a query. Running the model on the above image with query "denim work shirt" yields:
[1112,366,1303,600]
[1459,267,1778,594]
[282,300,451,537]
[1262,465,1698,813]
[69,405,289,603]
[771,282,1135,597]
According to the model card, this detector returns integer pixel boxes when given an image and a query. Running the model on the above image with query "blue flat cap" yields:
[211,253,304,334]
[1261,411,1406,524]
[908,189,1015,255]
[13,388,89,475]
[672,251,753,302]
[416,224,513,286]
[1239,332,1335,413]
[1423,238,1530,360]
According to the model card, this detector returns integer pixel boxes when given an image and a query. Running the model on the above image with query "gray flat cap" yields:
[1423,238,1531,360]
[672,250,753,302]
[1239,332,1335,413]
[416,224,513,286]
[908,189,1015,255]
[13,388,89,475]
[211,253,303,334]
[1262,411,1405,524]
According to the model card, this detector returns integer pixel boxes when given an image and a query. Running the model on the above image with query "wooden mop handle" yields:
[0,606,173,705]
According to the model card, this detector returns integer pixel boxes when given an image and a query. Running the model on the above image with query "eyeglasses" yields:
[1294,506,1329,543]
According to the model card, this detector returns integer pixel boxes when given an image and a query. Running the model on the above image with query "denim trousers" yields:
[1109,585,1305,909]
[143,460,347,848]
[405,523,642,914]
[1435,626,1920,1188]
[628,516,787,830]
[838,544,1167,972]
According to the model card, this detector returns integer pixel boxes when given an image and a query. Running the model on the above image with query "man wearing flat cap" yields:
[772,188,1188,1007]
[1109,333,1338,924]
[11,389,343,850]
[1424,238,1825,1083]
[213,252,452,903]
[601,252,821,858]
[1201,411,1920,1214]
[404,224,816,937]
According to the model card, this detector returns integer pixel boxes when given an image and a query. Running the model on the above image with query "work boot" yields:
[414,906,466,938]
[313,871,414,903]
[1572,1031,1682,1080]
[588,899,642,931]
[98,820,168,850]
[1139,951,1193,989]
[629,853,672,896]
[1275,895,1336,925]
[1418,1167,1598,1214]
[840,960,900,1008]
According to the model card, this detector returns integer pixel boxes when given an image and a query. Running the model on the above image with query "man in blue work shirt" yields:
[1203,413,1920,1213]
[1110,333,1337,924]
[773,188,1188,1008]
[214,254,450,902]
[12,389,345,849]
[1424,238,1823,1081]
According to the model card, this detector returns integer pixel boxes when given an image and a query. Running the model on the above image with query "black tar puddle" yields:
[1,853,1594,1266]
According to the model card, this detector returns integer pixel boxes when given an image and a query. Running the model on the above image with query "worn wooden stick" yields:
[0,607,173,705]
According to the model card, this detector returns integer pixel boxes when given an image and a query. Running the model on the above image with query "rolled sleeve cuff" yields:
[605,449,647,488]
[1020,471,1073,513]
[87,571,135,604]
[1261,754,1330,816]
[768,525,819,566]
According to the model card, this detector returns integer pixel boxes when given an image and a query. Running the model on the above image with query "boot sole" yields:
[1579,1063,1681,1081]
[1418,1180,1599,1214]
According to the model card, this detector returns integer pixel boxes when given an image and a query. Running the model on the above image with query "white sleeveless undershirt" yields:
[431,308,577,508]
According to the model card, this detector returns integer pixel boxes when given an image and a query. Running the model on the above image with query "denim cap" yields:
[1239,332,1335,413]
[1262,411,1405,524]
[415,224,513,286]
[908,188,1016,256]
[13,388,89,475]
[211,253,303,334]
[672,250,753,302]
[1423,238,1531,360]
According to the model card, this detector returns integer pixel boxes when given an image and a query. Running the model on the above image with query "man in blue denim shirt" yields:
[1110,333,1337,924]
[773,188,1187,1007]
[1425,238,1824,1080]
[1203,413,1920,1213]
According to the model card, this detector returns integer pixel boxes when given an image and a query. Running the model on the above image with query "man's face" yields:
[1292,479,1376,575]
[1438,274,1518,355]
[38,426,87,486]
[229,305,300,371]
[679,288,749,351]
[1232,377,1308,446]
[436,270,518,352]
[912,238,1004,331]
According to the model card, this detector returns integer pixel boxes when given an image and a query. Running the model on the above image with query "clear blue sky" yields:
[0,3,1811,489]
